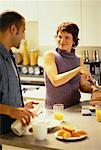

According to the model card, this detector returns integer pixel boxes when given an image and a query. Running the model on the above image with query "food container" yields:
[30,50,38,66]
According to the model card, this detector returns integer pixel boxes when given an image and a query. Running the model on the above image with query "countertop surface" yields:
[0,102,101,150]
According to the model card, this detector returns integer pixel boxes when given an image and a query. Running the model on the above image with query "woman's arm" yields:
[79,56,96,83]
[44,51,81,87]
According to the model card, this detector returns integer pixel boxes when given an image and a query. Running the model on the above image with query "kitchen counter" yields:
[0,102,101,150]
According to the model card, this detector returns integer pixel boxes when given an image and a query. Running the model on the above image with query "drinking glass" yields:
[53,104,64,121]
[96,104,101,122]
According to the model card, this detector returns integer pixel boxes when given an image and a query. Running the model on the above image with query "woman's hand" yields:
[79,57,94,81]
[80,67,91,80]
[79,66,96,84]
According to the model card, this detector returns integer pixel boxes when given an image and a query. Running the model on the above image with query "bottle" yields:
[84,50,89,62]
[23,40,29,66]
[92,50,99,62]
[95,50,99,62]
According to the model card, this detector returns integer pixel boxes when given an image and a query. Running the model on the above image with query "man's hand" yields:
[9,107,34,126]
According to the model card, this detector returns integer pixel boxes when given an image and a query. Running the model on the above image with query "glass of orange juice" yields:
[96,104,101,122]
[53,104,64,121]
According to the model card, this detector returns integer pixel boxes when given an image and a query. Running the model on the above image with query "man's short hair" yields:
[0,10,25,32]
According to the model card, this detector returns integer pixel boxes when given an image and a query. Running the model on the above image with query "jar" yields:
[30,50,38,66]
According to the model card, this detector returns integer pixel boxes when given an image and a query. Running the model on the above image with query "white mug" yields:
[11,120,32,136]
[32,121,48,141]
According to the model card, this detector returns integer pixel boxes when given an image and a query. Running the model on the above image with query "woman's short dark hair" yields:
[56,22,79,47]
[0,10,25,33]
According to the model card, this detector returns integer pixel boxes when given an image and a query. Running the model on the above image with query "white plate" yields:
[32,118,60,129]
[55,130,87,141]
[47,119,60,129]
[33,112,61,129]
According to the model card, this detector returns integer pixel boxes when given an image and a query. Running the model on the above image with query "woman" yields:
[44,22,92,109]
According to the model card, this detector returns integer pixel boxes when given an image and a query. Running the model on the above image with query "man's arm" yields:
[0,104,34,126]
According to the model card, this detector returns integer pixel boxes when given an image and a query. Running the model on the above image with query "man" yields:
[0,10,37,138]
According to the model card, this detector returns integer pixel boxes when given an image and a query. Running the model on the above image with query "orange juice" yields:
[53,104,64,121]
[54,112,64,121]
[96,109,101,122]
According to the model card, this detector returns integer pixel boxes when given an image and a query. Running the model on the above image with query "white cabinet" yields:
[38,0,81,46]
[0,1,38,21]
[81,0,101,46]
[0,0,101,46]
[38,0,101,46]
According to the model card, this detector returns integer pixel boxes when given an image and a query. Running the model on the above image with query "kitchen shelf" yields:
[84,61,101,64]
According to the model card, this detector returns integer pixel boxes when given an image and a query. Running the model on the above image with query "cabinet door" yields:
[81,0,101,46]
[0,1,38,21]
[38,1,81,46]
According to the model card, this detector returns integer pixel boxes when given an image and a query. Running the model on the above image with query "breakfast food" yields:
[63,125,75,133]
[56,125,87,139]
[57,129,65,136]
[63,131,71,138]
[72,130,87,137]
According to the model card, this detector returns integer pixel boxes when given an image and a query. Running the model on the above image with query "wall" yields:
[0,0,38,21]
[81,0,101,46]
[38,0,81,46]
[0,0,101,58]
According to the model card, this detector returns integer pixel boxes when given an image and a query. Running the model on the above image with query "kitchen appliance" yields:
[17,65,44,75]
[92,50,99,62]
[84,50,89,62]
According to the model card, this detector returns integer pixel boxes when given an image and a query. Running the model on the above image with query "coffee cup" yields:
[11,120,26,136]
[11,120,32,136]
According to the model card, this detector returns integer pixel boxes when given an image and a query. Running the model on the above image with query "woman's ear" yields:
[72,42,75,48]
[10,24,17,35]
